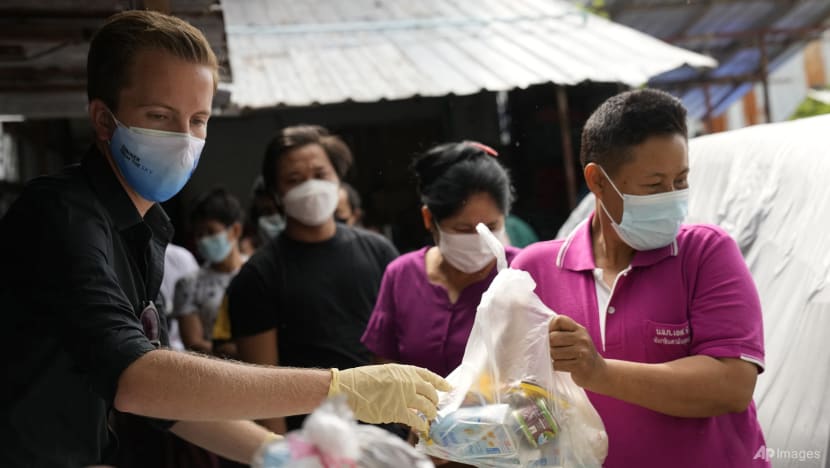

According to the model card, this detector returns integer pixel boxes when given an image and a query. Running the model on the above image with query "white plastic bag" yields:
[417,224,608,467]
[254,397,434,468]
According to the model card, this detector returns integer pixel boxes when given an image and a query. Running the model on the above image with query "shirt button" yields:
[607,306,616,315]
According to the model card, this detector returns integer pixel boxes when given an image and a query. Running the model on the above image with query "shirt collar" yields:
[556,212,678,271]
[81,145,174,242]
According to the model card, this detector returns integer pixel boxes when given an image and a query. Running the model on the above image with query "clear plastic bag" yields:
[254,397,434,468]
[416,224,608,467]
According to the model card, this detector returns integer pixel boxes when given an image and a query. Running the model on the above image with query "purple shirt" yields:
[512,216,768,468]
[361,245,520,377]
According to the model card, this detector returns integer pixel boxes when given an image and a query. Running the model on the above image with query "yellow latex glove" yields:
[329,364,451,432]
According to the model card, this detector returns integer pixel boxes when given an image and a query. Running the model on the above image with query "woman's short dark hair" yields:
[190,188,243,227]
[580,88,688,175]
[261,125,353,190]
[412,141,513,223]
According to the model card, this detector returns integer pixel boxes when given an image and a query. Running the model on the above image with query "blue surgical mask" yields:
[598,165,688,251]
[258,213,285,240]
[108,115,205,203]
[197,231,233,264]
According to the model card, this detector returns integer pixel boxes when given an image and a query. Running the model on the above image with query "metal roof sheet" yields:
[600,0,830,120]
[221,0,715,110]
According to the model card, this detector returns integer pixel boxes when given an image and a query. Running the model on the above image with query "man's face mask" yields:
[108,113,204,203]
[281,179,340,227]
[597,165,689,251]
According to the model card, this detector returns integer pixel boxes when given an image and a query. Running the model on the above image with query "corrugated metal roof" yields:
[221,0,715,110]
[601,0,830,120]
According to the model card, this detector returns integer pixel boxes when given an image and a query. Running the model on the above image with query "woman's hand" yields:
[548,315,607,389]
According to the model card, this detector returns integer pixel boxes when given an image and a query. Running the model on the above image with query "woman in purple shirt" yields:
[361,141,521,377]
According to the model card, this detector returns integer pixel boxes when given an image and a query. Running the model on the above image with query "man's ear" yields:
[584,163,606,197]
[420,205,433,232]
[88,99,116,143]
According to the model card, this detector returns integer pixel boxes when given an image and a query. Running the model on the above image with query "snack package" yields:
[417,224,608,467]
[254,397,434,468]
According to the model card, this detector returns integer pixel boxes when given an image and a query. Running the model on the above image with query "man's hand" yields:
[549,315,606,388]
[329,364,451,432]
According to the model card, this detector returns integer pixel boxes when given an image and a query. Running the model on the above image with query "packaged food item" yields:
[254,397,434,468]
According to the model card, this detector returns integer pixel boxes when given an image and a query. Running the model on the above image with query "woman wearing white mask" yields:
[173,188,246,357]
[223,125,400,434]
[361,141,521,379]
[513,89,767,468]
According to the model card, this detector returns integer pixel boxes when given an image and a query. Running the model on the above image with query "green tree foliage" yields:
[790,94,830,120]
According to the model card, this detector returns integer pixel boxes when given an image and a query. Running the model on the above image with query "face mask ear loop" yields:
[596,164,625,201]
[596,165,626,225]
[105,109,122,146]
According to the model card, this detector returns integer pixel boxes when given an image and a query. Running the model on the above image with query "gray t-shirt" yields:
[173,262,244,341]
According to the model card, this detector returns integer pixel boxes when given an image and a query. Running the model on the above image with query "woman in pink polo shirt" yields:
[513,89,768,467]
[362,141,521,378]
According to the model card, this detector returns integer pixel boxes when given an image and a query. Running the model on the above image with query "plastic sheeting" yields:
[556,115,830,468]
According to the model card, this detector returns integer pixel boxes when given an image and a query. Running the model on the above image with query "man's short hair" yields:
[580,89,688,175]
[87,10,219,111]
[261,125,354,191]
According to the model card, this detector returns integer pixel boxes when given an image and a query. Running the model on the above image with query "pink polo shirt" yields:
[512,215,768,468]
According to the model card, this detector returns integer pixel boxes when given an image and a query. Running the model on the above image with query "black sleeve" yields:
[370,231,400,269]
[15,188,158,406]
[226,245,280,338]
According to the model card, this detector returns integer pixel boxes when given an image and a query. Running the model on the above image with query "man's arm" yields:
[549,315,758,418]
[171,419,280,465]
[115,349,330,421]
[115,349,450,431]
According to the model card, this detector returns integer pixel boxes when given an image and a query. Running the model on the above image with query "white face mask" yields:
[598,165,689,251]
[436,224,507,273]
[281,179,340,227]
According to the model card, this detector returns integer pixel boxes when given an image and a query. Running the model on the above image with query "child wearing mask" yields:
[361,141,521,378]
[173,188,247,356]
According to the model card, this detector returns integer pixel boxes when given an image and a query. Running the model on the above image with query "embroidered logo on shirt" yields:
[652,324,690,345]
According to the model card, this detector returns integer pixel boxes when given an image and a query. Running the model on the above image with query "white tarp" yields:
[556,115,830,468]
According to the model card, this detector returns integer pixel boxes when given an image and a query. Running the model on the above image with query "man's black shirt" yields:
[0,146,172,467]
[226,224,398,430]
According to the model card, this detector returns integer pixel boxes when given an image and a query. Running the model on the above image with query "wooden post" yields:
[703,82,714,133]
[556,85,578,210]
[759,33,773,123]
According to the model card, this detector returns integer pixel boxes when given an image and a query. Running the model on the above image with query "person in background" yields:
[0,11,447,467]
[162,244,200,351]
[505,213,539,247]
[512,89,767,467]
[362,141,520,378]
[225,125,401,434]
[173,188,246,357]
[239,177,285,256]
[335,181,363,226]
